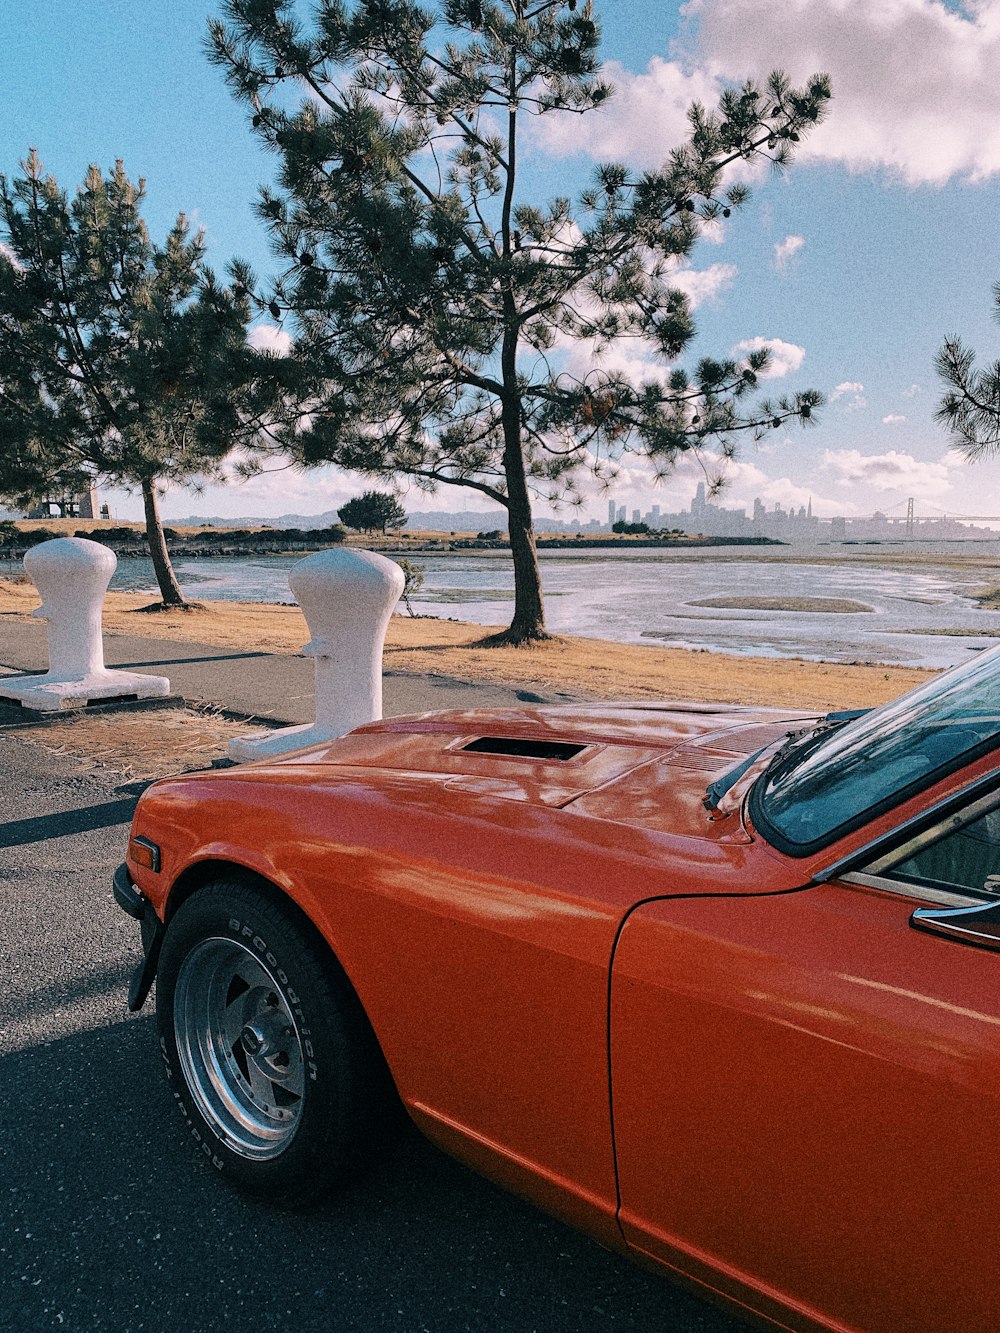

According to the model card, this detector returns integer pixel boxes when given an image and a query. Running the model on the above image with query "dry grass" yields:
[380,618,930,711]
[12,704,265,781]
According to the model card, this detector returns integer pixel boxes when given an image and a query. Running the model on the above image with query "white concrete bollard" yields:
[228,547,404,762]
[0,537,170,711]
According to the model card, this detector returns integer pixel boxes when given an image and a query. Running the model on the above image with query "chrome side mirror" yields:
[911,899,1000,952]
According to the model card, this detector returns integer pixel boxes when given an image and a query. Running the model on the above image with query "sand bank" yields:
[688,595,874,614]
[0,578,934,711]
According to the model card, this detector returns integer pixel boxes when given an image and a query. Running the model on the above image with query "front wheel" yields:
[156,879,395,1204]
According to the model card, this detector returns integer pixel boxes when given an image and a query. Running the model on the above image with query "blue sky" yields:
[4,0,1000,525]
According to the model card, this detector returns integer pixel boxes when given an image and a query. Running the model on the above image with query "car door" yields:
[609,787,1000,1333]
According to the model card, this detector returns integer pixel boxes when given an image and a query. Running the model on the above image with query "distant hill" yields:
[166,510,344,530]
[166,507,597,534]
[406,508,509,531]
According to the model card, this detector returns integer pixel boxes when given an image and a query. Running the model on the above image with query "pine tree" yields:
[210,0,830,642]
[0,152,287,606]
[338,489,407,531]
[937,282,1000,457]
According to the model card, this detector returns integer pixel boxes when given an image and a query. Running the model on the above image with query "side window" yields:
[887,805,1000,898]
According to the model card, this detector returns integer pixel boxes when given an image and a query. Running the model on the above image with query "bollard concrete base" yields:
[227,720,342,763]
[0,668,172,712]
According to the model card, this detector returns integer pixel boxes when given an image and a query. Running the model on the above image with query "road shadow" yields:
[109,652,273,669]
[0,796,140,848]
[1,1019,748,1333]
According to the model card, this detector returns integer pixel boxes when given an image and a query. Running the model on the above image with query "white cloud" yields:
[0,242,22,271]
[731,335,806,378]
[548,218,585,253]
[902,383,922,397]
[821,447,955,499]
[543,285,665,382]
[529,3,1000,187]
[594,452,855,521]
[248,324,293,356]
[205,461,401,519]
[563,338,665,383]
[531,57,723,169]
[546,262,736,382]
[698,217,727,245]
[882,413,908,424]
[602,453,686,497]
[830,380,867,410]
[118,462,369,525]
[773,235,805,269]
[671,262,738,307]
[709,458,859,515]
[688,0,1000,184]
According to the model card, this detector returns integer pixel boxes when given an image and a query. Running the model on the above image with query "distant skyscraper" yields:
[693,482,706,515]
[616,504,626,523]
[608,499,616,527]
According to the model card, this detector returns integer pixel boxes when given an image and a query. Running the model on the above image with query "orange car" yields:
[115,645,1000,1333]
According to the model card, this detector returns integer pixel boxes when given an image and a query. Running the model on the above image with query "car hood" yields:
[253,701,818,829]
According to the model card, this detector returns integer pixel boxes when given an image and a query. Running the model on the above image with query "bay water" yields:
[5,541,1000,670]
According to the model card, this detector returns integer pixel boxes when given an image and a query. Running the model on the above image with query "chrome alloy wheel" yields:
[173,937,306,1160]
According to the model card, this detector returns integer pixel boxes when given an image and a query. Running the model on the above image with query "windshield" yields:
[752,642,1000,853]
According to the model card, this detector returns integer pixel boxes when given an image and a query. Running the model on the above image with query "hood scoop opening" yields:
[461,737,587,762]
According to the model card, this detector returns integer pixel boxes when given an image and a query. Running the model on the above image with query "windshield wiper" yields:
[704,746,772,810]
[703,709,870,812]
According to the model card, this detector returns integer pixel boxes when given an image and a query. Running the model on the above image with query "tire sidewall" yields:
[156,882,350,1201]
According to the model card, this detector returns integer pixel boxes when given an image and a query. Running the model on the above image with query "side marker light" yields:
[129,836,161,873]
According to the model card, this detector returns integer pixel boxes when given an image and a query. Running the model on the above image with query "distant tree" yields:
[209,0,829,643]
[0,152,288,606]
[937,282,1000,456]
[612,519,650,534]
[338,489,407,532]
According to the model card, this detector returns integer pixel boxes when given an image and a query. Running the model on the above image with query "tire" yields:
[156,878,396,1205]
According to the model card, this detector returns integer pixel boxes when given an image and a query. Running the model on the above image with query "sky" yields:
[4,0,1000,525]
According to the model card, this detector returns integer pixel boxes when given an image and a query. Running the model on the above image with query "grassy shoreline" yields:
[0,577,934,712]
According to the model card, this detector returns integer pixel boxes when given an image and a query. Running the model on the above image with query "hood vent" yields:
[461,737,586,762]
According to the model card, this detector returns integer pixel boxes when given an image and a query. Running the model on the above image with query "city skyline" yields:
[608,482,1000,541]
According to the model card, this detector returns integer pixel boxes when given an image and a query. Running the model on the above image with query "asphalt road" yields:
[0,622,580,725]
[0,728,750,1333]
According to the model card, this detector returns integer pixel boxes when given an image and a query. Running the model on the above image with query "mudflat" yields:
[0,578,933,711]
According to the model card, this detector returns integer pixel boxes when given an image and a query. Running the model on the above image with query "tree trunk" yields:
[141,478,186,607]
[491,395,549,644]
[504,486,548,643]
